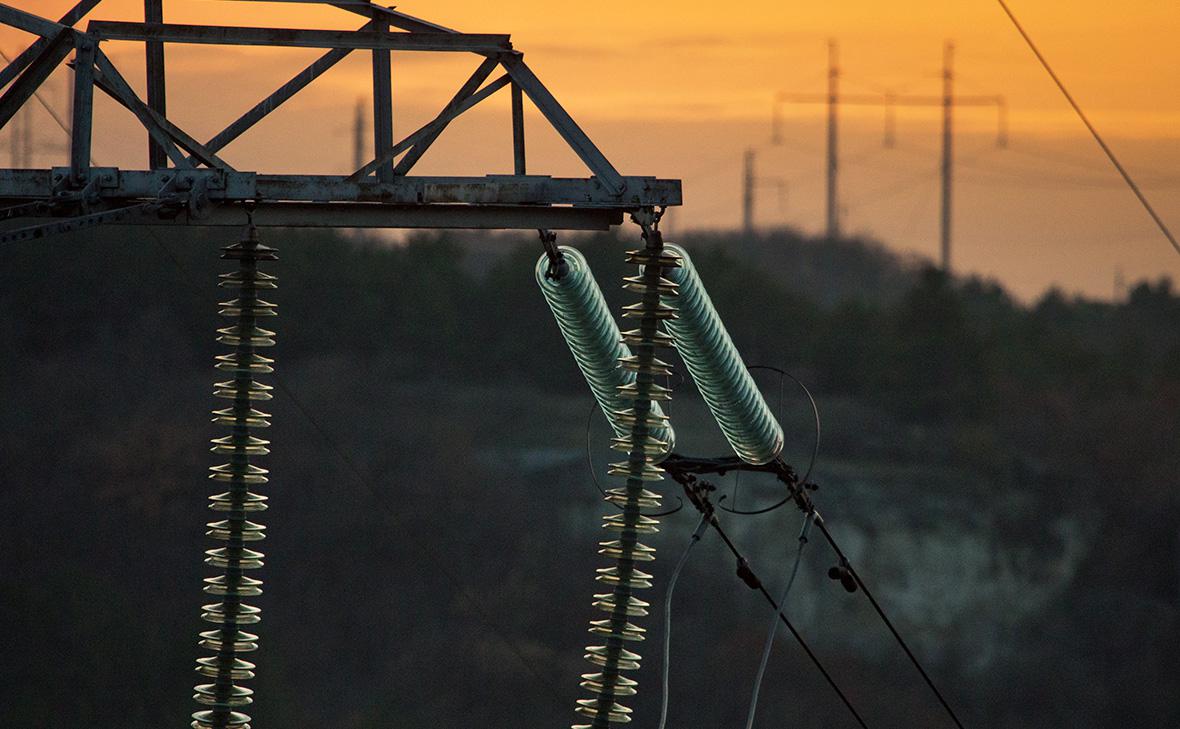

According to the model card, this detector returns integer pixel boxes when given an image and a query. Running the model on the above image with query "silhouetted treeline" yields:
[1,225,1176,728]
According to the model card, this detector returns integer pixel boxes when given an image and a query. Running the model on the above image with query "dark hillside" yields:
[2,225,1176,728]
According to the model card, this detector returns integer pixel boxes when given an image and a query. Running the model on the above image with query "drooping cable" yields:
[677,479,871,729]
[994,0,1180,257]
[813,514,967,729]
[744,511,814,729]
[656,512,710,729]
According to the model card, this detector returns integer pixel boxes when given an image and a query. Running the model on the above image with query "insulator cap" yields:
[592,593,650,617]
[194,655,256,679]
[200,602,262,626]
[193,683,255,706]
[595,566,653,589]
[203,574,263,597]
[601,513,659,533]
[192,709,253,729]
[583,644,642,670]
[598,539,656,561]
[209,491,268,512]
[588,619,646,641]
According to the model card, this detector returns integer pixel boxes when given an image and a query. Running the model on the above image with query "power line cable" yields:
[678,483,871,729]
[656,512,711,729]
[994,0,1180,257]
[744,511,814,729]
[812,514,967,729]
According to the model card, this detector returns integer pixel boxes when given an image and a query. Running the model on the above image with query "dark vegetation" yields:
[1,224,1177,728]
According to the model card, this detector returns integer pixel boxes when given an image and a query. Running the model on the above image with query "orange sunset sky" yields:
[3,0,1180,300]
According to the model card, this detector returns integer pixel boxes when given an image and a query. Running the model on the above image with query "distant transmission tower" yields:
[773,39,1006,271]
[740,147,788,238]
[7,101,31,167]
[353,96,366,171]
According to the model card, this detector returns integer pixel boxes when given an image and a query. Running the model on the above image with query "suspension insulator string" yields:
[192,225,278,729]
[574,214,679,729]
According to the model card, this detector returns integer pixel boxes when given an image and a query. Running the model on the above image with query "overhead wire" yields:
[684,493,871,729]
[743,511,814,729]
[656,511,711,729]
[812,514,967,729]
[994,0,1180,257]
[665,361,962,728]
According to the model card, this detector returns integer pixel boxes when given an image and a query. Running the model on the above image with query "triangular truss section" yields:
[0,0,681,239]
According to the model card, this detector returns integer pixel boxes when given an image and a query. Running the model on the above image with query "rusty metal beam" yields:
[0,168,681,207]
[392,56,500,176]
[69,38,95,183]
[0,4,679,239]
[350,72,511,182]
[511,82,525,175]
[0,30,73,131]
[0,0,102,90]
[144,0,167,168]
[132,202,624,230]
[219,1,462,34]
[93,51,230,170]
[0,201,624,235]
[197,20,376,161]
[0,5,64,38]
[87,21,511,51]
[500,54,624,194]
[371,14,394,182]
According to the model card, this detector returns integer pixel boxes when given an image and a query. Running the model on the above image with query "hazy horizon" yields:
[3,0,1179,300]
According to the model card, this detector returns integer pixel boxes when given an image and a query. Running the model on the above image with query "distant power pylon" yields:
[353,96,367,171]
[0,48,75,169]
[741,147,788,238]
[7,102,31,167]
[773,40,1006,271]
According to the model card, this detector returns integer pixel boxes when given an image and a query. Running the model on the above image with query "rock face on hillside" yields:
[789,469,1096,669]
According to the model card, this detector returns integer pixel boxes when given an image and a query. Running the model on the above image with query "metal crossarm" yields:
[86,21,514,52]
[0,0,680,235]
